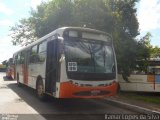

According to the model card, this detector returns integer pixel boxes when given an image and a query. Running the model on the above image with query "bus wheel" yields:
[117,83,121,93]
[36,80,46,101]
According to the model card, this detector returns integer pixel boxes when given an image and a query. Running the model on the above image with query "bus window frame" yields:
[37,40,47,63]
[29,45,39,64]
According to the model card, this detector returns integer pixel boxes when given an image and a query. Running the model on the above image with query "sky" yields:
[0,0,160,63]
[137,0,160,46]
[0,0,47,63]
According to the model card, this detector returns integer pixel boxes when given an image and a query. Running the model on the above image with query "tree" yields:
[10,0,143,75]
[150,46,160,58]
[109,0,139,75]
[133,32,152,73]
[2,60,7,66]
[10,19,37,46]
[137,32,152,60]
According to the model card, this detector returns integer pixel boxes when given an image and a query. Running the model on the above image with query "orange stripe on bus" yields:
[22,64,28,85]
[147,75,156,90]
[59,81,118,98]
[147,75,155,82]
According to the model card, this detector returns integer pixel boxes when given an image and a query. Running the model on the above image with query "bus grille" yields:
[73,90,110,96]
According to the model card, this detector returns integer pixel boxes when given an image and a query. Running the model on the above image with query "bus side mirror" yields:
[57,38,64,54]
[57,38,65,63]
[59,55,65,63]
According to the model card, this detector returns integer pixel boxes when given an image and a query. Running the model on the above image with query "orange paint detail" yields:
[59,81,118,98]
[22,64,28,85]
[147,75,155,82]
[147,75,156,90]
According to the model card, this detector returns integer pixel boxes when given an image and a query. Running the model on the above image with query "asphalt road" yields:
[0,72,137,120]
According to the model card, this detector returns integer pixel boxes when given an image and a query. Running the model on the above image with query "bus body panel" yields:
[28,63,46,89]
[155,75,160,83]
[16,64,23,83]
[119,74,160,92]
[118,58,160,93]
[57,58,118,98]
[59,55,68,83]
[6,65,14,80]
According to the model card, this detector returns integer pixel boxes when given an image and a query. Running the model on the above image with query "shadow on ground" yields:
[119,91,160,97]
[7,83,107,120]
[3,76,14,81]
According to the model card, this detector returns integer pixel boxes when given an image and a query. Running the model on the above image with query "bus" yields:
[6,58,14,80]
[0,64,6,72]
[13,27,118,99]
[118,58,160,92]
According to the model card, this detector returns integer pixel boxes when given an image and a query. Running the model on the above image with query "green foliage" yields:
[109,0,140,75]
[10,0,151,75]
[2,58,13,67]
[137,33,152,59]
[133,32,152,73]
[2,60,7,66]
[140,32,160,58]
[10,19,37,46]
[29,0,76,38]
[137,32,160,58]
[150,46,160,58]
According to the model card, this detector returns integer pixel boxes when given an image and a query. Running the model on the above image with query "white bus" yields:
[13,27,118,99]
[119,58,160,92]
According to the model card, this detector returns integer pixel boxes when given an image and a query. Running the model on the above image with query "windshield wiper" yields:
[103,47,106,67]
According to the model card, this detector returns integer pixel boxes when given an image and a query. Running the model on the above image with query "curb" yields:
[105,98,160,114]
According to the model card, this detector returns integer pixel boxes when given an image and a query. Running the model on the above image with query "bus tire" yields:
[17,73,21,87]
[36,79,46,101]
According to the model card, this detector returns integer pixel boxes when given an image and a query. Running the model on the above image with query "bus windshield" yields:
[64,37,116,80]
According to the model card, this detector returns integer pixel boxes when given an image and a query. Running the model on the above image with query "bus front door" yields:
[46,40,59,95]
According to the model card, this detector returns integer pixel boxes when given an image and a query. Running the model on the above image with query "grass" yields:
[118,92,160,105]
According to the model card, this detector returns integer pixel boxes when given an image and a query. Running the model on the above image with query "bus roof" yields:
[149,58,160,61]
[13,27,111,55]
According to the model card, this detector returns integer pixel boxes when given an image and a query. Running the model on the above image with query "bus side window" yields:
[17,53,21,64]
[131,70,146,75]
[38,41,47,63]
[29,45,38,63]
[20,52,25,64]
[14,55,18,64]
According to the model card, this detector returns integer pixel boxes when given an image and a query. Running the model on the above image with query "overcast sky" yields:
[0,0,160,63]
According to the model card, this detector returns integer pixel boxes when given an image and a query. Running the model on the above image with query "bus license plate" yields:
[91,90,100,96]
